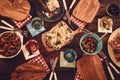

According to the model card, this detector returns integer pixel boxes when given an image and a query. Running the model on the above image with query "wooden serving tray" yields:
[72,0,100,23]
[41,21,83,52]
[76,55,107,80]
[0,0,30,21]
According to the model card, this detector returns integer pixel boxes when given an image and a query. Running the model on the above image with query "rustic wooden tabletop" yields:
[0,0,120,80]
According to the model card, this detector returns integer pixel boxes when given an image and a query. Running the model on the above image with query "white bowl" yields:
[0,31,23,58]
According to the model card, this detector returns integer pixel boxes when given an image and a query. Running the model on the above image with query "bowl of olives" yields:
[106,4,120,16]
[79,33,103,55]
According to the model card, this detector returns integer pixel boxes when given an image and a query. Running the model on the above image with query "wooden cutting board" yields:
[0,0,30,21]
[76,55,107,80]
[11,62,47,80]
[72,0,100,23]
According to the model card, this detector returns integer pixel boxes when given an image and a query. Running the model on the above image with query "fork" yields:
[99,51,120,80]
[49,57,58,80]
[0,20,28,37]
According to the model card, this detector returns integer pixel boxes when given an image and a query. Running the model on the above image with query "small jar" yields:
[106,4,120,16]
[31,17,44,30]
[25,39,39,53]
[64,49,77,62]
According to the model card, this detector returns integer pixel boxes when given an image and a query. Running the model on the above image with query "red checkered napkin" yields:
[12,14,32,29]
[70,15,86,80]
[28,54,50,73]
[74,71,82,80]
[70,15,86,29]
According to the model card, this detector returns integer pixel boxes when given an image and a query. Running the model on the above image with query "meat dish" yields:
[109,33,120,61]
[0,32,21,57]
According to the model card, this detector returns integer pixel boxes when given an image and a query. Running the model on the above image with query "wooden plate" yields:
[108,28,120,67]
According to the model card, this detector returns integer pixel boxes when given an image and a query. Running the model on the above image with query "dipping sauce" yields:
[25,39,39,53]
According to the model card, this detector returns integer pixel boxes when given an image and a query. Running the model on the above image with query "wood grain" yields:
[0,0,30,21]
[77,55,107,80]
[72,0,100,23]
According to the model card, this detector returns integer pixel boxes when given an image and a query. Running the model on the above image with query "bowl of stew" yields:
[0,31,23,58]
[79,33,103,55]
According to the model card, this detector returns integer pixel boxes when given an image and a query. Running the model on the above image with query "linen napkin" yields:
[12,14,32,29]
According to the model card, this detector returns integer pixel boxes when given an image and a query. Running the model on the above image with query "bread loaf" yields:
[11,62,47,80]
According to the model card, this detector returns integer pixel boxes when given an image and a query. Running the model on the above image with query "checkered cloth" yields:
[74,71,82,80]
[70,15,88,80]
[12,14,32,29]
[70,15,86,29]
[28,54,50,73]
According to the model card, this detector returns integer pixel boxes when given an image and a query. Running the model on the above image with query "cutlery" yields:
[98,32,108,42]
[0,20,28,37]
[99,51,120,80]
[62,0,76,24]
[99,51,120,74]
[49,56,58,80]
[0,26,14,31]
[1,20,14,28]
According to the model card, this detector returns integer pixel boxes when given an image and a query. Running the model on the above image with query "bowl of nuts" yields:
[79,33,103,55]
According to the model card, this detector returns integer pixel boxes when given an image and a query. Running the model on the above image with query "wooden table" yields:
[0,0,120,80]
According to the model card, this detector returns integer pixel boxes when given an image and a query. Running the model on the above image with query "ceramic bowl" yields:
[79,33,103,55]
[30,17,44,30]
[0,31,23,58]
[106,4,120,16]
[64,49,77,62]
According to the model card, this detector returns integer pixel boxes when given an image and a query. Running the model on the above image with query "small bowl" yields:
[79,33,103,55]
[30,17,44,30]
[25,39,39,53]
[106,4,120,16]
[64,49,77,62]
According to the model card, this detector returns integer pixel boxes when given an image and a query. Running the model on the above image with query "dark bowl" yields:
[36,0,65,22]
[106,4,120,16]
[64,49,77,62]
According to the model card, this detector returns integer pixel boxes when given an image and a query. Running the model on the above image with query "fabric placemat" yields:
[70,15,86,28]
[26,22,46,37]
[12,14,32,29]
[74,71,82,80]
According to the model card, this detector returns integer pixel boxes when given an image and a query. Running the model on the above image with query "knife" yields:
[49,56,58,80]
[99,51,120,80]
[62,0,76,24]
[99,51,120,74]
[105,60,115,80]
[0,26,14,30]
